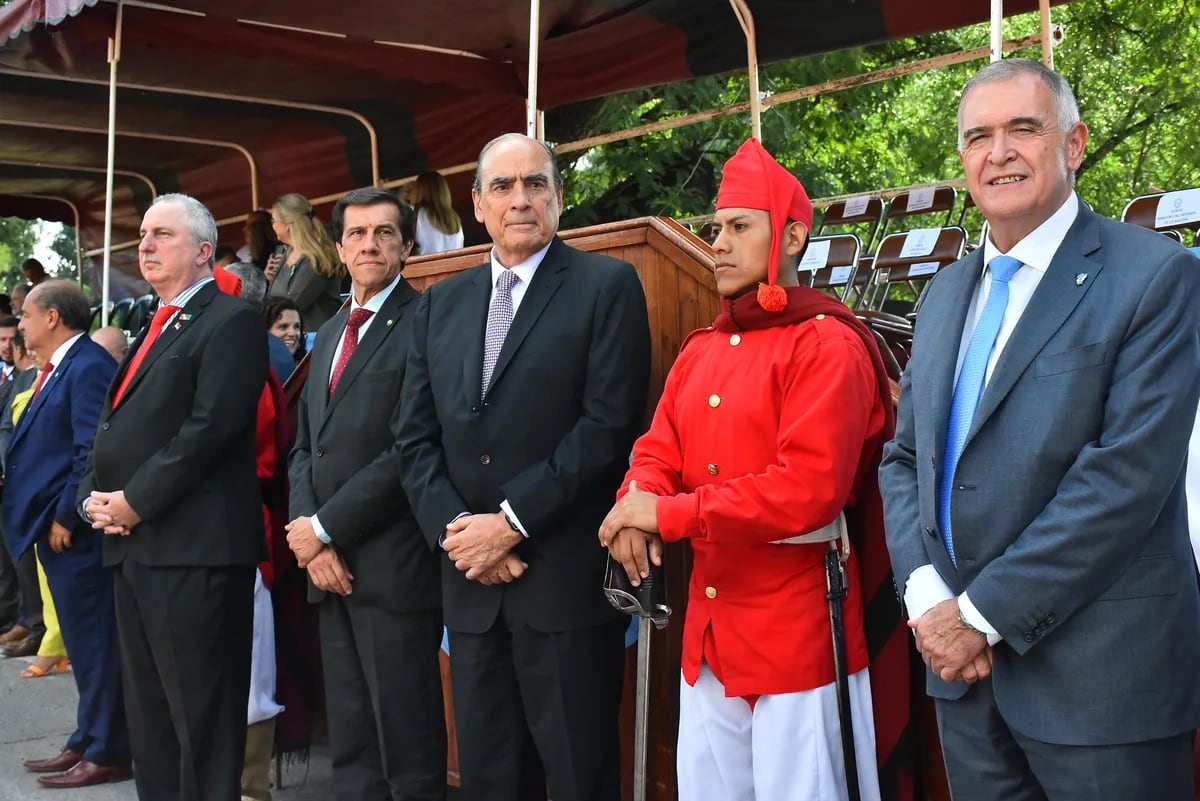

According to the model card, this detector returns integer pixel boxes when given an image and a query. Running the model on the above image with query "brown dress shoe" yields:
[23,749,82,773]
[37,759,132,788]
[0,624,29,644]
[2,635,41,658]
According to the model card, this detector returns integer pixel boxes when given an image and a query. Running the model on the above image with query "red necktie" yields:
[113,304,181,406]
[29,361,54,402]
[329,308,374,397]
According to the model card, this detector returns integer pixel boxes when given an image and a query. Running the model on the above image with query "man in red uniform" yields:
[599,139,900,801]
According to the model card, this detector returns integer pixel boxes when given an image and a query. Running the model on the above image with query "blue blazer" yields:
[3,336,116,559]
[880,200,1200,746]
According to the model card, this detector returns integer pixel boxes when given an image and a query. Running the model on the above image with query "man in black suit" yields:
[80,193,268,801]
[287,188,445,801]
[398,134,652,801]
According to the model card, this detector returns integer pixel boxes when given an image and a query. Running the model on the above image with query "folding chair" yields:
[863,226,968,313]
[879,186,958,244]
[955,192,988,251]
[108,297,135,330]
[1122,188,1200,245]
[124,294,157,335]
[796,234,863,304]
[814,195,886,254]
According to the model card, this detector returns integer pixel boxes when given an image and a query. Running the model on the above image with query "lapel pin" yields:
[179,313,192,321]
[1075,273,1088,286]
[173,322,181,330]
[386,319,393,327]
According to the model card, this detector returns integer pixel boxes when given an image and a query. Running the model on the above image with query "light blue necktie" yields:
[937,255,1023,565]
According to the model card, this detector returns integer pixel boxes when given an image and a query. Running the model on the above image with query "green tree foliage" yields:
[49,226,89,292]
[0,217,37,292]
[556,0,1199,228]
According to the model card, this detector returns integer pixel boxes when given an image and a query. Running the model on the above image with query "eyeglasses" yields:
[271,218,288,225]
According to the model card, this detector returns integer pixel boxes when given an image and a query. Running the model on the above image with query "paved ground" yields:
[0,651,335,800]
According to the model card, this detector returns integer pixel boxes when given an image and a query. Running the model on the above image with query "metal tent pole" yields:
[101,0,125,326]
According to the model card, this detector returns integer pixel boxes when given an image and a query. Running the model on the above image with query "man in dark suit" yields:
[6,281,129,787]
[879,59,1200,800]
[79,193,268,801]
[398,134,651,801]
[286,188,445,801]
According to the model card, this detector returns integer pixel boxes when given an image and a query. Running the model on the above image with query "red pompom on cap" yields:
[757,282,788,312]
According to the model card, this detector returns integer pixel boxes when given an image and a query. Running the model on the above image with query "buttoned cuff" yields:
[959,591,1003,646]
[903,564,954,621]
[311,514,333,545]
[499,499,529,538]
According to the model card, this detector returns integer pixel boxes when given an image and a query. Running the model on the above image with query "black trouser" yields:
[320,596,447,801]
[114,560,254,801]
[449,614,626,801]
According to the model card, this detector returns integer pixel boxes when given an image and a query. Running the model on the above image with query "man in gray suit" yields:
[880,58,1200,800]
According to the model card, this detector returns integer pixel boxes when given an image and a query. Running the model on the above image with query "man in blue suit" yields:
[880,59,1200,800]
[5,280,130,788]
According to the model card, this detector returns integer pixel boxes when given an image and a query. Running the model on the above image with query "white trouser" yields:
[247,568,285,726]
[677,664,881,801]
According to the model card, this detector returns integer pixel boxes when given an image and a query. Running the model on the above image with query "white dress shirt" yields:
[905,193,1080,642]
[312,272,404,544]
[488,241,552,537]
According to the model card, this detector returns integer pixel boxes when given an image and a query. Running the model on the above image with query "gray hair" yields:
[957,58,1081,151]
[472,133,563,194]
[224,262,268,309]
[150,193,218,267]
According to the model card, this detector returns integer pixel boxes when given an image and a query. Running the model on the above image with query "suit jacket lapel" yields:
[309,308,345,423]
[484,238,567,399]
[324,281,417,419]
[462,264,492,405]
[924,252,983,477]
[10,338,84,450]
[111,283,218,410]
[967,205,1104,443]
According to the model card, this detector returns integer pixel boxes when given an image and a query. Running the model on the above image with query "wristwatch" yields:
[502,511,522,535]
[957,607,987,638]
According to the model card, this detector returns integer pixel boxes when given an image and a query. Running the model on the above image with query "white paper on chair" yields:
[798,240,831,271]
[899,227,940,258]
[1155,188,1200,229]
[907,187,936,212]
[908,261,940,277]
[843,195,870,217]
[828,266,853,285]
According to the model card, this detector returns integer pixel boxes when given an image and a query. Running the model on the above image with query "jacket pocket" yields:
[1034,339,1108,377]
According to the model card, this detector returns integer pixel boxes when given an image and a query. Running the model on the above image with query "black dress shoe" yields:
[37,759,132,788]
[3,635,41,658]
[23,749,82,773]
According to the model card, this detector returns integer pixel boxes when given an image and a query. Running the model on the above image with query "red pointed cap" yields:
[715,138,813,311]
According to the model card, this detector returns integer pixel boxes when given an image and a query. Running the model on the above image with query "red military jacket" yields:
[621,287,890,698]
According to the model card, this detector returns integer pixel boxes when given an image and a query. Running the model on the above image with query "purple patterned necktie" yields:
[482,268,519,399]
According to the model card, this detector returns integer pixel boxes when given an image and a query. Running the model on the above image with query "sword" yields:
[826,535,861,801]
[603,550,671,801]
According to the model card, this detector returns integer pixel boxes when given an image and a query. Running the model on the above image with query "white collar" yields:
[489,240,552,289]
[982,192,1079,275]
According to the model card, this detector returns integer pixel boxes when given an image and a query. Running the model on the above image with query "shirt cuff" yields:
[958,592,1003,646]
[903,564,955,621]
[311,514,333,545]
[439,511,471,548]
[500,499,529,538]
